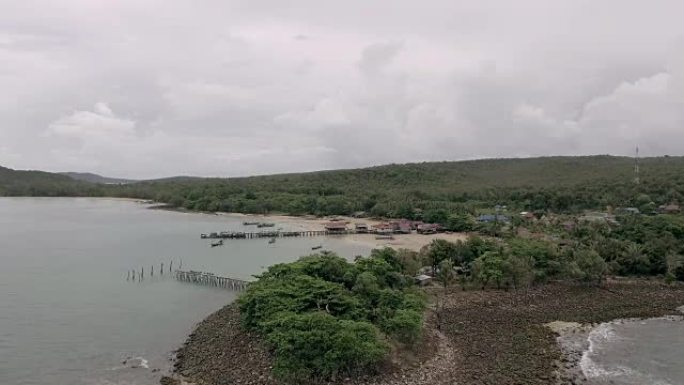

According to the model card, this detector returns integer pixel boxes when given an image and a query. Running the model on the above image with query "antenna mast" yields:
[634,146,640,184]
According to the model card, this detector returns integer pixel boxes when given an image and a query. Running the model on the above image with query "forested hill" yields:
[59,172,135,185]
[2,156,684,216]
[113,155,684,216]
[0,166,103,196]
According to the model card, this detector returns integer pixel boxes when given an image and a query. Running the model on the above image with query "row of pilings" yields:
[201,230,345,240]
[126,258,182,282]
[174,270,250,291]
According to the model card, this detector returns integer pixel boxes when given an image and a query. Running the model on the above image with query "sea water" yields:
[581,316,684,385]
[0,198,371,385]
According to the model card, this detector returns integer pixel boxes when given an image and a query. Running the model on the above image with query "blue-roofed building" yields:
[477,214,510,223]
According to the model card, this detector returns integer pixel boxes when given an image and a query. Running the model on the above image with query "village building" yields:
[410,220,424,230]
[389,219,413,234]
[477,214,510,223]
[659,204,681,214]
[579,212,618,225]
[373,223,394,235]
[414,274,433,286]
[354,223,370,233]
[417,223,440,234]
[324,222,348,234]
[619,207,641,215]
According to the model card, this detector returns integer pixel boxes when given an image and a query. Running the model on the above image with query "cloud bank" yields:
[1,0,683,178]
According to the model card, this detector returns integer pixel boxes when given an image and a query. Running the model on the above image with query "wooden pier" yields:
[174,270,250,291]
[200,230,349,240]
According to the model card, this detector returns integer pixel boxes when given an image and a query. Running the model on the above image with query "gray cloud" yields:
[1,0,684,178]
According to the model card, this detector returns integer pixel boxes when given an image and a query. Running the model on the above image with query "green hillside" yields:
[113,155,684,216]
[0,166,102,196]
[3,156,684,217]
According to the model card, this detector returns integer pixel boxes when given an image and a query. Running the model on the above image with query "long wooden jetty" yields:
[200,230,349,240]
[174,270,250,291]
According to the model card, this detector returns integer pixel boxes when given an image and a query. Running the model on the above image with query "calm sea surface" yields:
[0,198,371,385]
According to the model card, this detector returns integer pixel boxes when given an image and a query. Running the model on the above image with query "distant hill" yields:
[3,156,684,215]
[60,172,135,185]
[0,166,101,196]
[113,155,684,215]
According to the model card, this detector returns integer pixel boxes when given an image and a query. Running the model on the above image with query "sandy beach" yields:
[217,212,468,252]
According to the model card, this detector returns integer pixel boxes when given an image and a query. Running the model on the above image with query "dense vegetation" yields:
[0,166,102,196]
[3,156,684,221]
[415,214,684,288]
[237,251,425,382]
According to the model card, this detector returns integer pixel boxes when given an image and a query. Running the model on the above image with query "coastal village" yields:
[200,201,681,241]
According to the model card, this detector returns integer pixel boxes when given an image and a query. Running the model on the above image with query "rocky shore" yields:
[165,280,683,385]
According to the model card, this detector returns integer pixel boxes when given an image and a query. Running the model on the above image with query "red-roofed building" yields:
[373,223,394,235]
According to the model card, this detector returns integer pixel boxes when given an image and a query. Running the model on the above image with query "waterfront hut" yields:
[354,223,370,233]
[324,222,348,234]
[410,220,424,230]
[390,219,413,234]
[417,223,440,234]
[374,223,394,235]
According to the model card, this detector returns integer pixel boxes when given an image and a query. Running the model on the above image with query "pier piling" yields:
[173,270,249,291]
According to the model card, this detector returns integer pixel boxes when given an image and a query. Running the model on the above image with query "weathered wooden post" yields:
[140,267,144,281]
[169,260,173,272]
[151,265,154,277]
[161,262,164,276]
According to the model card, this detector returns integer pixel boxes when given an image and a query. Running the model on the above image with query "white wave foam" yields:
[121,356,149,369]
[579,319,679,385]
[134,356,149,369]
[580,323,632,378]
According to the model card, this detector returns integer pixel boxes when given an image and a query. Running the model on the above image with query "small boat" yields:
[311,245,323,250]
[211,240,224,247]
[243,221,259,226]
[257,222,275,228]
[268,238,276,244]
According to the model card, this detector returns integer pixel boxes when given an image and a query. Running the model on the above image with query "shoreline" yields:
[549,309,684,384]
[150,205,469,252]
[165,281,684,385]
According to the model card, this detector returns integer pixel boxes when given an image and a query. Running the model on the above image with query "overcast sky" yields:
[1,0,683,178]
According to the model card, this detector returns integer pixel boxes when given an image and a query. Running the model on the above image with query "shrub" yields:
[237,252,426,381]
[266,312,389,382]
[381,309,423,344]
